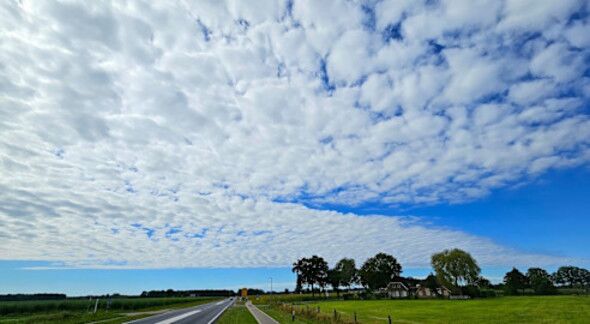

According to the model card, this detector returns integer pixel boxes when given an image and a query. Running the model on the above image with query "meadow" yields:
[0,297,217,324]
[256,295,590,323]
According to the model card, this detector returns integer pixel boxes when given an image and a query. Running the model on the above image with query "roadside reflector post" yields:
[388,314,392,324]
[317,306,320,313]
[292,309,295,321]
[354,311,357,323]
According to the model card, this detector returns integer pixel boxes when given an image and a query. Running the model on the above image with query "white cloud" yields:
[0,0,589,268]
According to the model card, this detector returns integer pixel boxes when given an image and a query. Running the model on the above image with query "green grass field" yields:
[216,302,257,324]
[0,297,218,324]
[263,295,590,323]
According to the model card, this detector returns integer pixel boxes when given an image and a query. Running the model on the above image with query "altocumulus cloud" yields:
[0,0,589,268]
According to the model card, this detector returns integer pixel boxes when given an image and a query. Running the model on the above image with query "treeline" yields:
[503,266,590,295]
[293,249,590,298]
[139,289,234,297]
[0,294,66,301]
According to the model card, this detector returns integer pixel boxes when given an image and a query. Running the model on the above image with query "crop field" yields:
[261,295,590,323]
[0,297,217,324]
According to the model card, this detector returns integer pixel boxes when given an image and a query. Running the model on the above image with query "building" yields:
[382,280,451,299]
[383,282,410,298]
[414,284,451,298]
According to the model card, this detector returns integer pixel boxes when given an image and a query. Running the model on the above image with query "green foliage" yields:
[327,269,342,296]
[431,248,480,291]
[475,276,492,289]
[504,268,529,295]
[553,266,590,288]
[527,268,557,295]
[358,252,402,290]
[292,256,329,296]
[334,258,358,289]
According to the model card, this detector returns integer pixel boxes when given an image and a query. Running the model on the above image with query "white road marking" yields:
[215,301,224,305]
[155,309,202,324]
[207,300,233,324]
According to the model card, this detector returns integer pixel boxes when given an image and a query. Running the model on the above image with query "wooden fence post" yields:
[388,314,392,324]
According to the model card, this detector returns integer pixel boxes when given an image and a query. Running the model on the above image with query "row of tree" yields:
[292,252,405,296]
[504,266,590,295]
[139,289,235,297]
[292,249,590,296]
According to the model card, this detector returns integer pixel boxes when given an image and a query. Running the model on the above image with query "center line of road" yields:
[155,309,202,324]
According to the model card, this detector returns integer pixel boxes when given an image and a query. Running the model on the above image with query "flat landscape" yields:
[255,295,590,323]
[0,297,218,324]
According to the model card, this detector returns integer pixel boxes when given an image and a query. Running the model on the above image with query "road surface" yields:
[126,298,234,324]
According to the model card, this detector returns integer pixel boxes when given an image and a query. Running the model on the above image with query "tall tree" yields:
[526,268,556,295]
[334,258,358,290]
[359,253,402,290]
[292,256,329,297]
[327,269,342,297]
[504,267,528,295]
[310,255,329,296]
[431,248,480,294]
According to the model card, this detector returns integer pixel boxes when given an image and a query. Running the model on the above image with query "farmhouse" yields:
[415,284,452,298]
[382,279,451,298]
[383,282,410,298]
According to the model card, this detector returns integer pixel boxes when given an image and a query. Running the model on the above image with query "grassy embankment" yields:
[0,297,218,324]
[254,294,590,323]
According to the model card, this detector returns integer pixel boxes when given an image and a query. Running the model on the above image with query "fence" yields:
[276,302,395,323]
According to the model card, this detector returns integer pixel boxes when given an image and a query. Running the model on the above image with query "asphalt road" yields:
[126,298,234,324]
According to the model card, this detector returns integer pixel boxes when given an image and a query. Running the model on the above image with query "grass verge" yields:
[216,302,257,324]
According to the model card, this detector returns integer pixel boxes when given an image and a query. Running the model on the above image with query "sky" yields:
[0,0,589,295]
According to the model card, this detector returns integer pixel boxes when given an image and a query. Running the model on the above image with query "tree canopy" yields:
[553,266,590,288]
[334,258,358,289]
[431,248,480,291]
[359,252,402,290]
[292,255,329,296]
[504,267,528,295]
[527,267,556,295]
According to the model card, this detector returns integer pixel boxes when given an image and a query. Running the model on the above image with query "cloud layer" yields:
[1,0,589,268]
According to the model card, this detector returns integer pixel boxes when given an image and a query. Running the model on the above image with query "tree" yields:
[423,273,442,295]
[327,269,342,297]
[295,275,303,294]
[475,276,492,289]
[334,258,358,290]
[292,255,329,297]
[359,253,402,290]
[526,268,556,295]
[504,268,528,295]
[553,266,590,288]
[431,249,480,294]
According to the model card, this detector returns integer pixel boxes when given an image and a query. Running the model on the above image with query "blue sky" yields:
[1,167,588,295]
[1,0,589,295]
